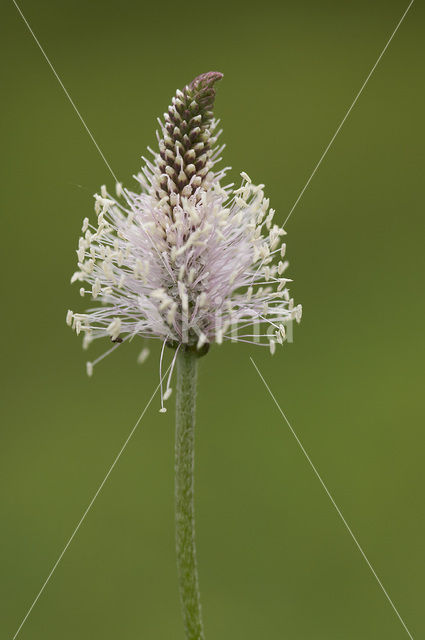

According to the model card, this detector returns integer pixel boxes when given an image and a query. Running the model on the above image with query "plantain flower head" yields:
[67,72,302,407]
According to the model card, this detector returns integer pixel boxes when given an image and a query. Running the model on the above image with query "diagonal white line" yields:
[11,363,172,640]
[250,357,414,639]
[12,0,119,183]
[282,0,414,228]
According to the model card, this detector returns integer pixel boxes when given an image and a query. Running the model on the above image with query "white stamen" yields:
[92,278,101,298]
[159,337,168,413]
[197,333,207,349]
[137,347,150,364]
[107,318,121,341]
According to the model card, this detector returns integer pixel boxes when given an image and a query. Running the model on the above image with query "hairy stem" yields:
[175,348,205,640]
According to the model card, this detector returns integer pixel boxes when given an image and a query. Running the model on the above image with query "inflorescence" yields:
[67,72,302,409]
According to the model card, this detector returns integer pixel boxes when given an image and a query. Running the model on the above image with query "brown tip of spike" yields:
[188,71,224,91]
[186,72,223,110]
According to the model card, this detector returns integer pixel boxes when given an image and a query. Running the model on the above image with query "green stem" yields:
[175,347,205,640]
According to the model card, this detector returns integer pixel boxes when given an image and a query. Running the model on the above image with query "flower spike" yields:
[68,72,301,396]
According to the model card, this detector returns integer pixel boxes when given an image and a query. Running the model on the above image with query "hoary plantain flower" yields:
[67,72,301,640]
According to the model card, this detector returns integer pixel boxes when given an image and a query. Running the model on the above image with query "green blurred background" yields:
[1,0,424,638]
